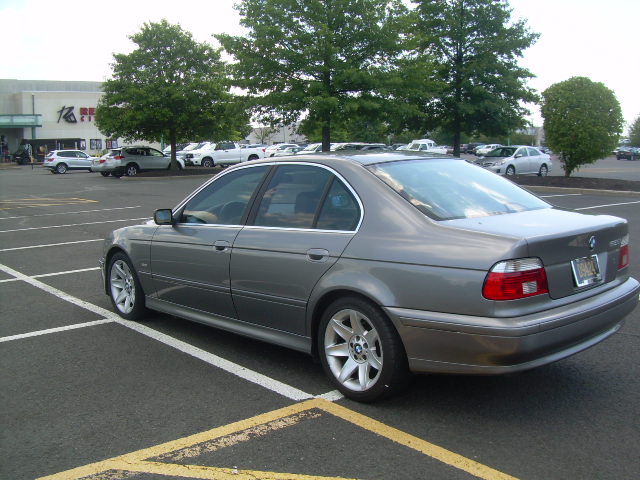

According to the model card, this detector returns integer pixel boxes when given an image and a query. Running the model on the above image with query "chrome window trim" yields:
[173,161,364,233]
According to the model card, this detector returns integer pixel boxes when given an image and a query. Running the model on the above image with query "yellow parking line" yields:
[37,398,518,480]
[0,197,98,210]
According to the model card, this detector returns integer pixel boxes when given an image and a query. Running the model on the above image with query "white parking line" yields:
[0,239,102,252]
[575,200,640,210]
[0,206,142,220]
[0,217,149,234]
[0,267,100,283]
[539,193,582,198]
[0,319,114,342]
[0,261,326,401]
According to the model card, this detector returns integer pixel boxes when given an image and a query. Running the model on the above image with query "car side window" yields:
[316,178,360,231]
[149,148,164,156]
[517,148,529,157]
[254,165,332,229]
[179,166,269,225]
[528,147,541,156]
[60,151,73,158]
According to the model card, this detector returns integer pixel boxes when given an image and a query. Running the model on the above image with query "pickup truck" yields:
[179,141,266,167]
[405,139,448,155]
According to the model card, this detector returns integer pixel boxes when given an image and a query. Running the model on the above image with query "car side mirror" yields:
[154,209,174,225]
[515,154,523,158]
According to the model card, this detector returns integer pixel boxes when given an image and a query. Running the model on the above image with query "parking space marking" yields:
[539,193,582,198]
[0,319,113,343]
[0,239,102,252]
[36,399,518,480]
[0,197,98,211]
[0,267,100,283]
[575,200,640,210]
[0,217,149,233]
[0,261,314,401]
[0,206,141,220]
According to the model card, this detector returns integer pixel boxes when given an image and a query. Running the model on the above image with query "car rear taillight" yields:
[99,159,106,164]
[483,258,549,301]
[114,155,124,160]
[46,157,54,162]
[618,235,629,270]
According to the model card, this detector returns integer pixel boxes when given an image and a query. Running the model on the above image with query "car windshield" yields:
[485,147,517,158]
[367,159,550,220]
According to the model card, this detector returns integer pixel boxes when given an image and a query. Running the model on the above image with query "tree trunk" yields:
[169,127,179,170]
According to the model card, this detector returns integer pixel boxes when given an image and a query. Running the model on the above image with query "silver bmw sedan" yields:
[100,152,639,402]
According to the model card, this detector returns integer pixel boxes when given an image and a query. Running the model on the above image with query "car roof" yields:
[247,150,450,167]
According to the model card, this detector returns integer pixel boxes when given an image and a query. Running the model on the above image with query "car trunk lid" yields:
[443,208,629,299]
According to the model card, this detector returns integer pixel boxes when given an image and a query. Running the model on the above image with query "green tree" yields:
[216,0,406,151]
[541,77,624,176]
[628,115,640,146]
[96,20,247,168]
[410,0,539,156]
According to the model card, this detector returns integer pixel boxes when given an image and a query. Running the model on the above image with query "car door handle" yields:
[214,240,231,252]
[307,248,329,262]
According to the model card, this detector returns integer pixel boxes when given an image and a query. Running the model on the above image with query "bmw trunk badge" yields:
[588,236,596,250]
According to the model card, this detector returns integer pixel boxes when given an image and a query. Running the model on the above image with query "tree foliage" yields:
[96,20,247,167]
[541,77,624,177]
[216,0,407,151]
[628,115,640,147]
[410,0,539,156]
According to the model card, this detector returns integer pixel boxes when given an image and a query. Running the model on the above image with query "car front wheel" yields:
[318,296,409,402]
[202,158,213,168]
[55,163,68,174]
[505,165,516,176]
[107,252,147,320]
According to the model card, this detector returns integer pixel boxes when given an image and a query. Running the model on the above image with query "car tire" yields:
[538,164,548,176]
[55,163,68,174]
[100,172,110,177]
[107,252,147,321]
[125,164,138,177]
[505,165,516,176]
[202,158,213,168]
[318,296,410,402]
[248,154,259,161]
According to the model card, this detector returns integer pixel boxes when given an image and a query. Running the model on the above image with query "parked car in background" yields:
[265,143,300,157]
[297,143,323,155]
[91,146,184,177]
[181,141,266,167]
[405,139,448,155]
[390,143,408,150]
[100,152,638,402]
[44,150,94,174]
[162,142,190,155]
[477,145,552,176]
[475,144,503,156]
[616,147,639,160]
[463,143,485,154]
[273,146,303,156]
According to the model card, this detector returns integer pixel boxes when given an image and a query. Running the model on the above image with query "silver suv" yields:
[91,146,184,177]
[44,150,94,174]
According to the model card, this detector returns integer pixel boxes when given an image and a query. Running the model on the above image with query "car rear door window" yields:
[316,178,360,231]
[253,165,332,229]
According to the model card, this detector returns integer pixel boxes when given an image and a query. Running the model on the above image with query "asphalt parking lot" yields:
[1,164,639,480]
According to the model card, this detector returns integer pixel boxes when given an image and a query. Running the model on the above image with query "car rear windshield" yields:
[367,159,550,220]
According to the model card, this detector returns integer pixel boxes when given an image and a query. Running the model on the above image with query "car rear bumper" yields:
[384,277,639,374]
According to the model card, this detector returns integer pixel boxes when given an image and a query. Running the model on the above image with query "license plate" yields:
[571,255,602,287]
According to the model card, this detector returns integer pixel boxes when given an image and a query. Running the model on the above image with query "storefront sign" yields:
[56,106,96,123]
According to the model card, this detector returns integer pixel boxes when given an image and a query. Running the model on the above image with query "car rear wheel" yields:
[538,164,548,176]
[100,172,110,177]
[505,165,516,176]
[202,158,213,168]
[108,252,147,320]
[55,163,68,174]
[126,164,138,176]
[318,296,409,402]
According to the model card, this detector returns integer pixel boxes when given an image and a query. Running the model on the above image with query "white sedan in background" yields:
[477,145,552,176]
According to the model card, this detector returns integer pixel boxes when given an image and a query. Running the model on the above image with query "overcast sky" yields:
[1,0,638,129]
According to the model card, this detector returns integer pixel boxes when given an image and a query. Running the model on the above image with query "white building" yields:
[0,79,119,161]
